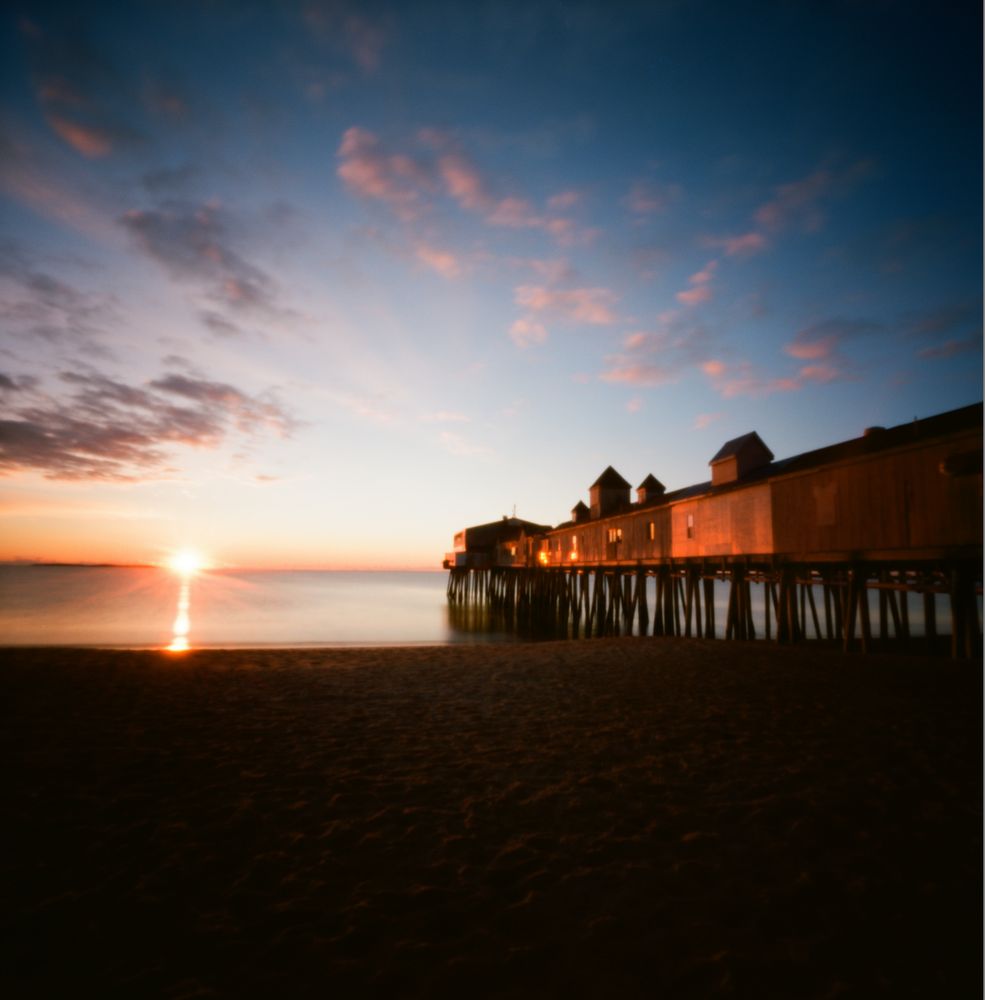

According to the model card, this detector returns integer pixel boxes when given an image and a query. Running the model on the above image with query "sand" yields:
[2,639,981,998]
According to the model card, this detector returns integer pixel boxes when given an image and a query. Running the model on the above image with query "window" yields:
[648,521,655,541]
[607,527,623,544]
[686,513,695,539]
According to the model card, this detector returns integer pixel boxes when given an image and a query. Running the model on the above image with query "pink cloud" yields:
[705,231,768,256]
[693,412,723,430]
[45,115,113,158]
[754,162,872,236]
[488,196,540,228]
[784,319,880,362]
[509,317,548,348]
[623,179,680,217]
[689,260,718,285]
[548,189,582,211]
[336,127,431,220]
[600,363,675,386]
[701,359,726,377]
[797,363,841,384]
[702,357,849,398]
[676,284,712,306]
[414,243,461,279]
[515,285,618,325]
[302,3,389,73]
[755,169,832,232]
[785,336,837,360]
[436,152,493,213]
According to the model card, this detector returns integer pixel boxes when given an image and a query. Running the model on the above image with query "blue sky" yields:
[0,0,981,567]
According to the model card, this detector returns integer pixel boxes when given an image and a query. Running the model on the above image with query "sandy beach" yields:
[3,639,981,998]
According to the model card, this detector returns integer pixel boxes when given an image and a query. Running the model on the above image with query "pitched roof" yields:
[571,500,590,513]
[590,465,631,489]
[710,431,774,464]
[636,473,665,492]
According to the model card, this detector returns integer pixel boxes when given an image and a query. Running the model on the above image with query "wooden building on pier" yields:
[445,404,982,655]
[540,404,981,567]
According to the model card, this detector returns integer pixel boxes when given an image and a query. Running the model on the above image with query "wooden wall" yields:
[770,429,982,557]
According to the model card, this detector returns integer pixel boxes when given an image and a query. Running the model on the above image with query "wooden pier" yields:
[447,560,981,657]
[445,405,982,657]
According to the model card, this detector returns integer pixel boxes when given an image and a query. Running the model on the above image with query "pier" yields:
[445,404,982,657]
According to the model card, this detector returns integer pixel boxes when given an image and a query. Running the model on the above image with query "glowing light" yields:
[569,550,578,561]
[165,570,194,653]
[538,550,549,565]
[167,549,205,576]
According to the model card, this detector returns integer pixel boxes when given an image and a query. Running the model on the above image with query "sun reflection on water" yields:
[164,549,205,653]
[167,577,192,652]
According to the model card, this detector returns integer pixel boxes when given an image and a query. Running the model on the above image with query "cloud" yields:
[0,124,113,236]
[0,368,295,481]
[142,164,199,195]
[438,430,489,457]
[0,245,118,350]
[337,127,432,221]
[302,2,390,73]
[688,261,718,286]
[431,145,494,213]
[623,179,680,218]
[674,260,718,306]
[754,161,873,234]
[24,22,144,158]
[702,358,847,398]
[626,397,643,413]
[120,201,283,316]
[509,317,548,348]
[514,285,618,325]
[676,285,712,306]
[917,337,982,360]
[783,318,881,361]
[901,301,982,360]
[414,242,462,279]
[199,310,243,338]
[693,412,723,430]
[548,190,582,211]
[600,363,675,387]
[342,127,592,245]
[704,231,767,256]
[420,410,470,423]
[601,313,714,386]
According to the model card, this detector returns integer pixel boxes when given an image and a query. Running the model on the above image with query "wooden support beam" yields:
[703,575,716,639]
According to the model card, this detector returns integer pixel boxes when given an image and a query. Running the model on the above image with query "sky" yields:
[0,0,981,569]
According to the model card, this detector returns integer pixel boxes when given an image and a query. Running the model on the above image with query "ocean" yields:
[0,566,506,649]
[1,564,946,649]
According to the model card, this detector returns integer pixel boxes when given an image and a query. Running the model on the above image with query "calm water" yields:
[0,565,950,649]
[0,567,522,649]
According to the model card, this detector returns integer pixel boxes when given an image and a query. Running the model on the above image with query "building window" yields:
[686,513,695,539]
[648,521,655,541]
[617,527,623,542]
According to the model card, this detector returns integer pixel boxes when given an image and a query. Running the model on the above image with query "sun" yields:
[167,549,206,576]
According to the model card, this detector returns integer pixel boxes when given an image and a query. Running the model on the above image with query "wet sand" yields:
[3,639,981,997]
